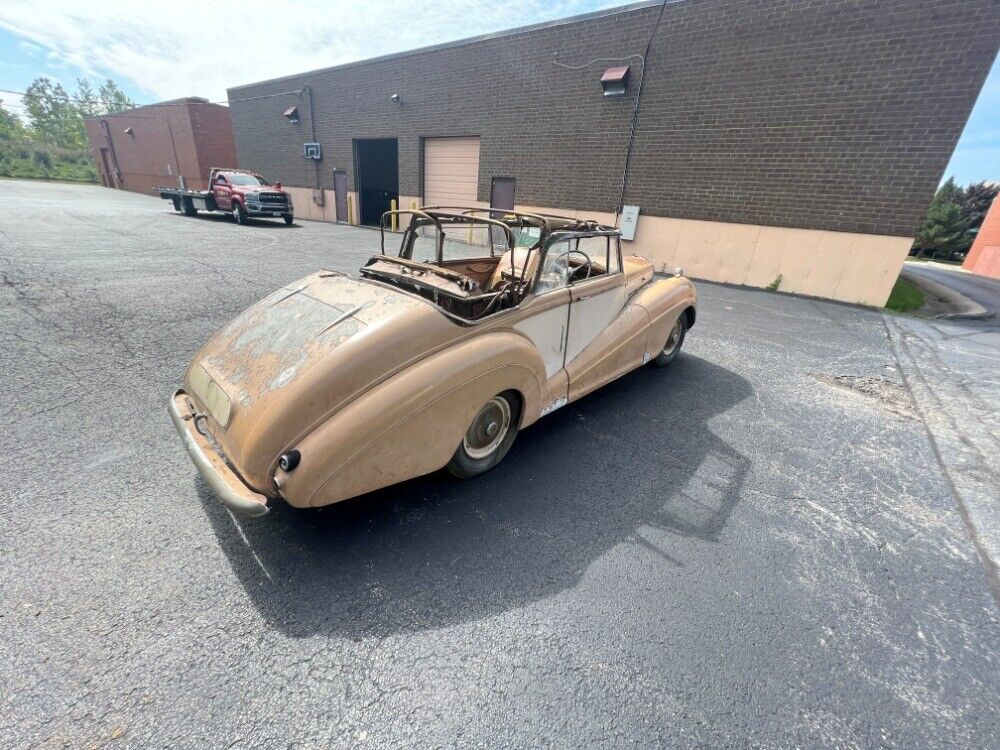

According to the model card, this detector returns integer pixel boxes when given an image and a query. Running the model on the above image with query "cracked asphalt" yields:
[2,179,998,749]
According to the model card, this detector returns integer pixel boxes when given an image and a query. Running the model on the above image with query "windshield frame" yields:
[380,210,517,265]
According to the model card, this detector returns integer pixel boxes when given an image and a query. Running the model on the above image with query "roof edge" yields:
[227,0,670,95]
[83,97,227,121]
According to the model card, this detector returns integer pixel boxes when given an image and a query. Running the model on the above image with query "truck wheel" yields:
[232,203,248,225]
[182,198,197,217]
[282,214,294,226]
[446,391,521,479]
[172,198,181,212]
[651,317,686,367]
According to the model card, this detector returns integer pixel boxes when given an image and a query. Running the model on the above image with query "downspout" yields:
[161,117,182,188]
[303,84,321,193]
[99,119,124,189]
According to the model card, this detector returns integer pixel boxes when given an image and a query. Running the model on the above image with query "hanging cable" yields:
[552,54,645,70]
[615,0,670,222]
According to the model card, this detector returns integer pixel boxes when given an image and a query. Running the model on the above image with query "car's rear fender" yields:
[275,332,546,508]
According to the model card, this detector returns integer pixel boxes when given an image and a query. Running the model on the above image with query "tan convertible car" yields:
[169,207,696,516]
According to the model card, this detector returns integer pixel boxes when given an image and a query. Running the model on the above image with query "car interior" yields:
[359,208,622,321]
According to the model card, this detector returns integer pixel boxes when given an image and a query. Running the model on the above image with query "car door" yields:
[512,245,572,413]
[564,236,627,366]
[213,173,232,210]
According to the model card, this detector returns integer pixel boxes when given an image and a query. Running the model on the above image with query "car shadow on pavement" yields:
[198,353,753,638]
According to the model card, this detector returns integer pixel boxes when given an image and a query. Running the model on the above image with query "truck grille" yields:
[259,192,288,207]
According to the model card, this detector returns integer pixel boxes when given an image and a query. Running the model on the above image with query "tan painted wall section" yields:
[278,189,910,307]
[517,203,910,307]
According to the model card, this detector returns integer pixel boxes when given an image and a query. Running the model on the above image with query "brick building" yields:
[227,0,999,306]
[85,98,237,196]
[963,193,1000,279]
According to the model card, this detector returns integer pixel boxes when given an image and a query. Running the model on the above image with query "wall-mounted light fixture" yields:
[283,105,300,124]
[389,93,402,104]
[600,66,630,96]
[123,126,134,136]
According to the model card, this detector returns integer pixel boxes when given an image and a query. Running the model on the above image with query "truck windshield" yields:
[228,173,268,186]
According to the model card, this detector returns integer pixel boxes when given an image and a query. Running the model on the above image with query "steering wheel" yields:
[555,248,592,282]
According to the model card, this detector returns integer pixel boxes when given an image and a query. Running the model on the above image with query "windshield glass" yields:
[228,173,268,186]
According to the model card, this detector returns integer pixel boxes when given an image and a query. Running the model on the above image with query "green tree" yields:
[0,101,28,141]
[913,180,973,260]
[75,77,101,118]
[960,180,1000,231]
[97,79,135,114]
[23,77,86,149]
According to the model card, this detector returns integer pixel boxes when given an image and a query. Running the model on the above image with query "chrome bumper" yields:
[245,204,291,217]
[168,390,270,517]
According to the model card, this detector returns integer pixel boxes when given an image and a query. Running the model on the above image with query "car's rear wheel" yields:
[171,197,181,212]
[651,316,686,367]
[181,198,197,217]
[232,202,248,225]
[446,391,520,478]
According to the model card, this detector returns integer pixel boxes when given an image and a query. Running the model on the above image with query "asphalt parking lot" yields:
[2,179,998,749]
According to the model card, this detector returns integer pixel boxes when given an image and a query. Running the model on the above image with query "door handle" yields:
[577,294,592,301]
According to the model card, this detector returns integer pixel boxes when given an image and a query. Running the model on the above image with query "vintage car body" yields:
[169,208,696,516]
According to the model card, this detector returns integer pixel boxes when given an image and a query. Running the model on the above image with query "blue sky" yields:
[0,1,996,186]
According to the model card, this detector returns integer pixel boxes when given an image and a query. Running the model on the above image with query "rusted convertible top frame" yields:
[378,206,618,292]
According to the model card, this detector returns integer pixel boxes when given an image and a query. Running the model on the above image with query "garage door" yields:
[423,137,481,207]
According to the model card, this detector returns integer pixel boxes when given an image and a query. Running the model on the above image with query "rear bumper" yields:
[168,390,270,517]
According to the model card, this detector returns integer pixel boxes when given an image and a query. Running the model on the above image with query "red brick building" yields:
[84,97,238,196]
[964,194,1000,279]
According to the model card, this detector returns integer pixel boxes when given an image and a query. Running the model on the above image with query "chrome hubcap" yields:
[463,397,511,460]
[663,319,683,355]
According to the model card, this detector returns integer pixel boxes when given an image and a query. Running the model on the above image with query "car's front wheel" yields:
[232,202,248,225]
[282,213,294,226]
[651,316,686,367]
[446,391,520,478]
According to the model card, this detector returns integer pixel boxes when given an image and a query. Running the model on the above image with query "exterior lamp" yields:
[283,105,299,124]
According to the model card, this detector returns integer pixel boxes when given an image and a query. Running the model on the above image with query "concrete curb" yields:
[900,269,994,320]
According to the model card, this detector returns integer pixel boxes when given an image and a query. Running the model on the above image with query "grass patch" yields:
[885,277,924,313]
[0,140,98,183]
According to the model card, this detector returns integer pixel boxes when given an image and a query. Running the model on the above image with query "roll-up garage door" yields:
[423,137,481,207]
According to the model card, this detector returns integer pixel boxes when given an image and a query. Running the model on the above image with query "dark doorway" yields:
[490,177,515,211]
[333,171,348,223]
[490,177,516,247]
[355,139,398,226]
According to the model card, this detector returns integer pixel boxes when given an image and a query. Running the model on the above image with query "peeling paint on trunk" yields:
[198,274,421,408]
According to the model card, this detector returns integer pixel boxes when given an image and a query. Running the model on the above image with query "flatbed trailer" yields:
[159,186,219,215]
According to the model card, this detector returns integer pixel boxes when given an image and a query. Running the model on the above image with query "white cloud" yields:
[0,89,26,122]
[0,0,619,103]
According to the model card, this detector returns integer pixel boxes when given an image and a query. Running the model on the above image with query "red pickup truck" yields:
[159,168,294,225]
